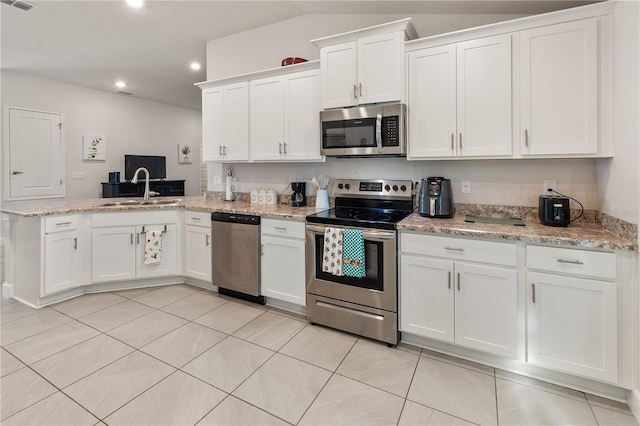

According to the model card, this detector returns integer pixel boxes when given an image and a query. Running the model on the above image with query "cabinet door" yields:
[92,226,136,283]
[201,86,224,161]
[261,235,306,306]
[358,31,405,105]
[527,271,617,382]
[250,77,285,161]
[454,262,518,358]
[520,19,598,155]
[457,34,512,157]
[400,255,455,342]
[321,41,358,108]
[284,69,323,161]
[184,225,212,282]
[407,45,457,158]
[137,224,178,278]
[224,82,250,161]
[44,230,79,295]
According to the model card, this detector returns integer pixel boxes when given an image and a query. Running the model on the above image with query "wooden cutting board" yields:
[464,215,526,226]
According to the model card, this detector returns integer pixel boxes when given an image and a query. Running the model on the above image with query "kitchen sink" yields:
[98,199,181,207]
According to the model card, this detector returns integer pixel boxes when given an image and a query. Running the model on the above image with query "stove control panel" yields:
[332,179,413,199]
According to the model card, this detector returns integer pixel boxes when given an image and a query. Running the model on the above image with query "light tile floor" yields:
[1,285,638,426]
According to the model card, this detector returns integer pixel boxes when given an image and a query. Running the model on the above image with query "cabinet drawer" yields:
[185,211,210,227]
[527,245,616,280]
[261,218,305,239]
[401,233,517,267]
[44,215,79,233]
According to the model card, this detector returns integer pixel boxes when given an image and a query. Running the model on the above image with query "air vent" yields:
[1,0,37,11]
[117,91,134,96]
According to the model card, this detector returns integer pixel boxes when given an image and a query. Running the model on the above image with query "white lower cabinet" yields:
[92,211,178,283]
[260,218,306,306]
[400,233,518,358]
[43,215,86,296]
[526,246,618,382]
[184,211,212,282]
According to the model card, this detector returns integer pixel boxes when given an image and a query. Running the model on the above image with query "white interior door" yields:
[7,107,64,200]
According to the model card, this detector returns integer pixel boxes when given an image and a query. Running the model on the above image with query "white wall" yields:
[596,0,640,225]
[205,12,600,210]
[1,71,202,199]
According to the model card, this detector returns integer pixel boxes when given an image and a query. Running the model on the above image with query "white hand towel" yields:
[322,227,344,276]
[144,228,163,264]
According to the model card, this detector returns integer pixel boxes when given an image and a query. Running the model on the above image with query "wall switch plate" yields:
[71,172,85,180]
[461,180,471,194]
[543,179,557,193]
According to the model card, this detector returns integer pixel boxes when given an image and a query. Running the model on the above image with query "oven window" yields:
[322,118,376,148]
[313,233,383,291]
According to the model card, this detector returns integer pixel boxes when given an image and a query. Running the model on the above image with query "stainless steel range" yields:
[305,179,414,346]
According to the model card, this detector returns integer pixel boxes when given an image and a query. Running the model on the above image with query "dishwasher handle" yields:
[211,212,260,225]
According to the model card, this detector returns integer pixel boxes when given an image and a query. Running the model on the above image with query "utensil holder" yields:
[315,189,329,209]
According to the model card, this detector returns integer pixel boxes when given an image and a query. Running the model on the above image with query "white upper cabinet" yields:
[250,69,322,161]
[201,82,249,162]
[408,34,512,159]
[519,18,599,156]
[314,18,417,109]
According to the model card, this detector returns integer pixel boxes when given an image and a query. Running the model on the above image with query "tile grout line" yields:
[395,346,424,425]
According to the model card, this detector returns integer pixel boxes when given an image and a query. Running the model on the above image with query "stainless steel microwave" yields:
[320,103,406,157]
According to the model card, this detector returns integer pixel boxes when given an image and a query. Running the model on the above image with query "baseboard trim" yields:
[628,389,640,423]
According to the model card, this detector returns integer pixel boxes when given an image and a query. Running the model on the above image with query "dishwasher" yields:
[211,212,265,304]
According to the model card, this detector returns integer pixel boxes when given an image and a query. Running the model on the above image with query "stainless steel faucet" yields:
[131,167,151,200]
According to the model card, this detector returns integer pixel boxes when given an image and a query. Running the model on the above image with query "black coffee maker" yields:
[291,182,306,207]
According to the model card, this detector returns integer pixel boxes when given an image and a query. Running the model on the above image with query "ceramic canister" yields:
[267,189,277,205]
[250,190,259,204]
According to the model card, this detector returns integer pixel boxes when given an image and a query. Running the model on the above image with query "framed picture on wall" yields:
[178,143,192,163]
[83,135,106,161]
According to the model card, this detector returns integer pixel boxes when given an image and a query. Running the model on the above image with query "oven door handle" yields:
[306,224,395,241]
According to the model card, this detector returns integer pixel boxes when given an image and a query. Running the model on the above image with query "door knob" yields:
[12,171,23,175]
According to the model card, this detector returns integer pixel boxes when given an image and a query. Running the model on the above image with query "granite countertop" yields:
[1,197,635,251]
[398,213,636,251]
[0,196,326,221]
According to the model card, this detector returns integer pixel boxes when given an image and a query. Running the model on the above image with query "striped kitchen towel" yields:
[342,229,365,278]
[322,227,344,276]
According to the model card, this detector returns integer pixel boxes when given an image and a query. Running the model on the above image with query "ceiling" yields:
[1,0,602,111]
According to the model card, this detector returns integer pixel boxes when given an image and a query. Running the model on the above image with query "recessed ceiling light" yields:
[115,81,127,89]
[190,62,201,71]
[126,0,143,8]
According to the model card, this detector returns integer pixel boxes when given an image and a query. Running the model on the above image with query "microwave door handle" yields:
[376,113,383,153]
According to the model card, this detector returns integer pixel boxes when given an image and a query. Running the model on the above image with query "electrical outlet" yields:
[461,180,471,194]
[543,179,557,193]
[213,175,222,185]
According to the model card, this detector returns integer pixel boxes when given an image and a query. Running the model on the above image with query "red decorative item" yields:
[281,57,308,66]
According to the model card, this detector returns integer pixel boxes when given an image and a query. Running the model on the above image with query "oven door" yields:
[305,224,397,312]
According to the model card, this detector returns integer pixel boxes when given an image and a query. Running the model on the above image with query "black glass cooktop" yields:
[306,207,412,230]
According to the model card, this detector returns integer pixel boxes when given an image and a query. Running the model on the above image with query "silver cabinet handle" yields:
[279,143,283,154]
[359,83,363,97]
[130,233,134,245]
[524,129,529,148]
[136,233,140,245]
[445,247,464,252]
[261,244,264,256]
[557,258,584,265]
[56,221,72,226]
[451,133,454,150]
[457,273,461,291]
[531,283,536,303]
[205,235,210,246]
[73,237,78,250]
[283,142,287,154]
[191,217,201,221]
[219,145,223,156]
[274,226,287,231]
[353,84,358,99]
[459,133,462,149]
[12,171,24,175]
[448,271,451,289]
[224,146,228,155]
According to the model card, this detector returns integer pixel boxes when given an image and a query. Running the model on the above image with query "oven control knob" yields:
[392,185,398,191]
[400,185,407,192]
[337,183,344,190]
[384,184,390,191]
[345,183,351,190]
